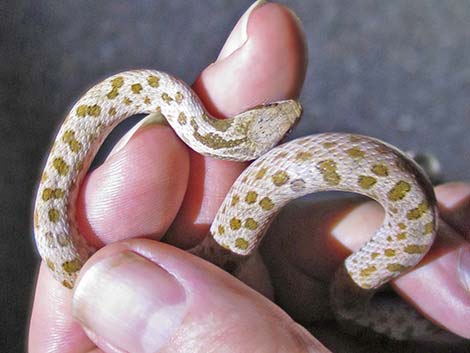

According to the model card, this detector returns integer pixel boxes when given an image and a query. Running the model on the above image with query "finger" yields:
[263,184,470,339]
[76,124,190,247]
[28,263,95,353]
[29,126,185,353]
[29,126,190,352]
[391,223,469,339]
[71,240,330,353]
[392,184,470,339]
[166,0,308,247]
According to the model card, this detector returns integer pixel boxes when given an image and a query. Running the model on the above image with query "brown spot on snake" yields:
[407,202,429,220]
[245,191,258,204]
[255,168,267,180]
[396,232,407,240]
[358,175,377,189]
[403,244,427,254]
[62,280,73,289]
[192,129,247,150]
[244,218,258,230]
[45,258,55,271]
[175,91,184,104]
[388,181,411,201]
[178,112,187,125]
[295,151,313,161]
[52,157,70,176]
[131,83,143,94]
[76,105,88,117]
[48,208,60,223]
[360,265,377,277]
[323,142,337,149]
[231,195,240,206]
[316,159,341,186]
[346,147,366,159]
[272,170,289,186]
[201,114,233,132]
[259,197,274,211]
[62,258,82,274]
[42,188,65,201]
[230,218,241,230]
[147,75,160,88]
[371,164,389,177]
[161,93,173,103]
[387,263,410,272]
[62,130,82,153]
[235,238,249,250]
[424,222,433,235]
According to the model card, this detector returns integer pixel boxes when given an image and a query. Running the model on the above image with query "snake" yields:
[33,69,449,342]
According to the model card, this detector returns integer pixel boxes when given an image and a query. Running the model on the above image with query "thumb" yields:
[71,240,328,353]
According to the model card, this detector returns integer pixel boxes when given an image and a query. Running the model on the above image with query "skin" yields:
[28,2,470,353]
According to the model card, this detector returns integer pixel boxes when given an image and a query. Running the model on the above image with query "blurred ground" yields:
[1,1,469,351]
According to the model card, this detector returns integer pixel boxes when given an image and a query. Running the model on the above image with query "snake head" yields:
[243,99,302,159]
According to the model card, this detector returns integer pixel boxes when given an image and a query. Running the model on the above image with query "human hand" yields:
[29,2,318,352]
[28,2,469,352]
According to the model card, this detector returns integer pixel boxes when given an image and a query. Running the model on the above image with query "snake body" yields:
[33,70,301,288]
[34,70,445,341]
[191,133,446,341]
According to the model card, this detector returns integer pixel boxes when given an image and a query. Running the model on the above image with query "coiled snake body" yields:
[34,70,446,341]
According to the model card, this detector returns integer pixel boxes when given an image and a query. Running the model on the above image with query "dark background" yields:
[1,0,469,352]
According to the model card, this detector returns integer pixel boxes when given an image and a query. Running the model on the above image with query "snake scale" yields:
[34,70,448,341]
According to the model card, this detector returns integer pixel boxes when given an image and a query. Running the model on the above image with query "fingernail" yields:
[72,251,187,353]
[217,0,267,61]
[458,247,470,294]
[106,112,167,160]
